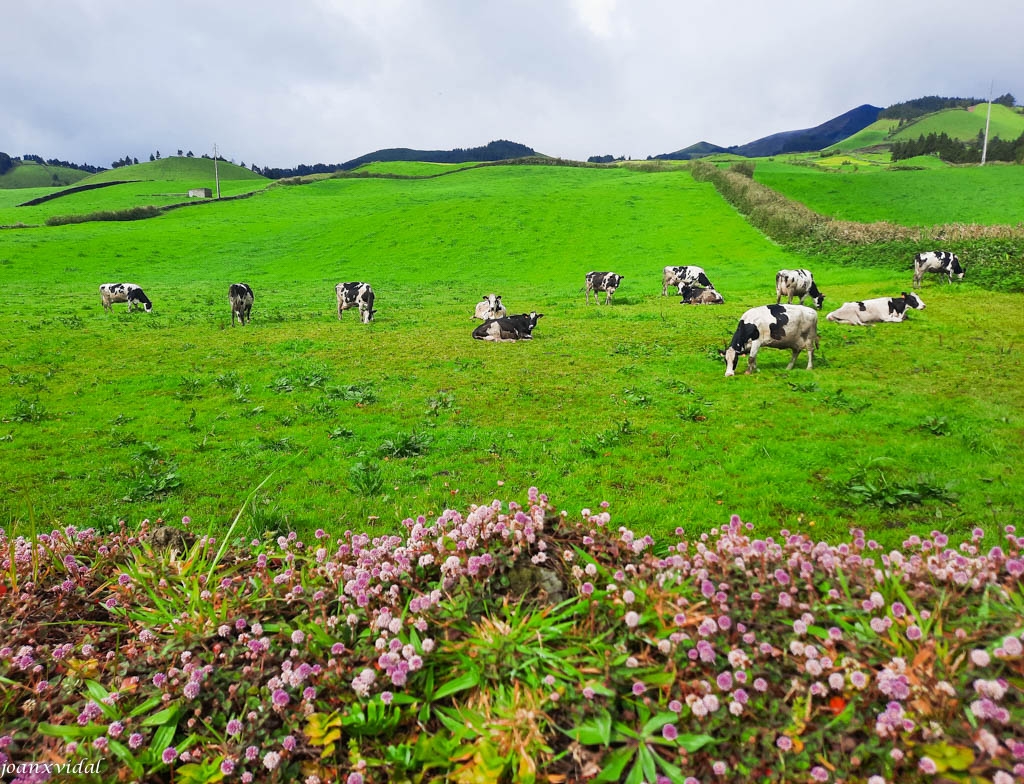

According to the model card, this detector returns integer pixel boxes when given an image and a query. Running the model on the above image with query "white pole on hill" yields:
[214,143,221,198]
[980,81,993,166]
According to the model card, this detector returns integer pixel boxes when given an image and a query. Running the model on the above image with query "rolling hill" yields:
[0,159,93,189]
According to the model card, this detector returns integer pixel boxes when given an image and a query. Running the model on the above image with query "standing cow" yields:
[585,272,624,305]
[229,283,254,326]
[474,294,507,321]
[663,266,713,296]
[335,282,376,323]
[724,304,818,377]
[825,292,925,325]
[913,251,964,288]
[472,312,543,342]
[775,269,825,309]
[99,283,153,313]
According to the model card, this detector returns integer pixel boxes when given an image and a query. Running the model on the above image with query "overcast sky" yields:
[3,0,1022,169]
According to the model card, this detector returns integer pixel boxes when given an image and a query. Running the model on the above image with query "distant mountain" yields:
[730,104,883,157]
[651,141,730,161]
[339,140,538,171]
[654,104,883,161]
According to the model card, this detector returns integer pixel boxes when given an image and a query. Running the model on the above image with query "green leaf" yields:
[108,739,144,778]
[432,669,480,701]
[37,722,106,740]
[567,709,612,746]
[592,746,634,783]
[676,733,716,752]
[141,705,181,727]
[128,695,164,718]
[640,711,677,737]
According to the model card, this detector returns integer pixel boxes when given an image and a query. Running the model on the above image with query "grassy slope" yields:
[890,104,1024,143]
[0,161,92,188]
[0,165,1021,551]
[754,159,1024,226]
[82,156,267,184]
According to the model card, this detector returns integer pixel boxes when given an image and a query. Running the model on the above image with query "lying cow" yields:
[663,265,713,296]
[776,269,825,309]
[474,294,507,321]
[585,272,624,305]
[229,283,254,326]
[678,284,724,305]
[335,282,376,323]
[472,312,543,342]
[724,304,818,377]
[913,251,963,288]
[825,292,925,325]
[99,283,153,313]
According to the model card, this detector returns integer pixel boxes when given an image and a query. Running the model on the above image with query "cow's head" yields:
[724,321,759,377]
[902,292,925,310]
[361,308,376,324]
[142,301,153,313]
[526,311,544,333]
[950,255,964,279]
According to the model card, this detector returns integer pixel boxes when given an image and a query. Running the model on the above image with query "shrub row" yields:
[45,206,162,226]
[689,160,1024,291]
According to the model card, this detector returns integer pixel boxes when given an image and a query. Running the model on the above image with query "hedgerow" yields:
[690,160,1024,291]
[2,491,1022,783]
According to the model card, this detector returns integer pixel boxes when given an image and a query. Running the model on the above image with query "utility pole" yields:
[980,81,993,166]
[213,143,222,198]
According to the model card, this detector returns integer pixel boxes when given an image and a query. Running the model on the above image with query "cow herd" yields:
[97,249,963,375]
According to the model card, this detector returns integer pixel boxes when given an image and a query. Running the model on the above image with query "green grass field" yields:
[754,158,1024,226]
[1,163,1021,550]
[890,104,1024,144]
[0,160,92,189]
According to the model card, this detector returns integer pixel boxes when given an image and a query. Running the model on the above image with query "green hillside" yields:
[832,104,1024,153]
[82,155,267,184]
[891,103,1024,143]
[0,160,92,189]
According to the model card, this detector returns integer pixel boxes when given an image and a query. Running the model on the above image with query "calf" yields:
[913,251,963,288]
[335,282,376,323]
[825,292,925,325]
[472,312,543,342]
[724,304,818,377]
[229,283,254,326]
[585,271,624,305]
[99,283,152,313]
[474,293,507,321]
[775,269,825,309]
[678,284,724,305]
[663,265,713,296]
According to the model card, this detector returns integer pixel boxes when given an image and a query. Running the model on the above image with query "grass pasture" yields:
[1,163,1021,549]
[754,158,1024,226]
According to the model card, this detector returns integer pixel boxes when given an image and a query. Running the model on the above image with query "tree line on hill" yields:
[0,152,104,176]
[881,94,1016,122]
[890,129,1024,164]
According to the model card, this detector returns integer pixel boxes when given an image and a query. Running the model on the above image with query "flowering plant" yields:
[1,491,1021,783]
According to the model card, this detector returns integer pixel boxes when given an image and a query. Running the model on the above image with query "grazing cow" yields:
[825,292,925,325]
[913,251,964,288]
[99,283,152,313]
[474,294,507,321]
[472,312,543,342]
[724,304,818,377]
[585,272,624,305]
[663,265,713,296]
[229,283,254,326]
[335,282,376,323]
[678,284,724,305]
[775,269,825,309]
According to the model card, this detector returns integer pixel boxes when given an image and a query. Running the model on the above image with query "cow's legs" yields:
[746,342,759,375]
[786,349,799,371]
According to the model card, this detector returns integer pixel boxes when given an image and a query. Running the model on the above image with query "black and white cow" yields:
[585,272,624,305]
[724,304,818,377]
[472,312,543,342]
[775,269,825,309]
[663,265,713,296]
[229,283,254,326]
[825,292,925,325]
[474,294,507,321]
[678,284,724,305]
[99,283,153,313]
[335,282,376,323]
[913,251,964,288]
